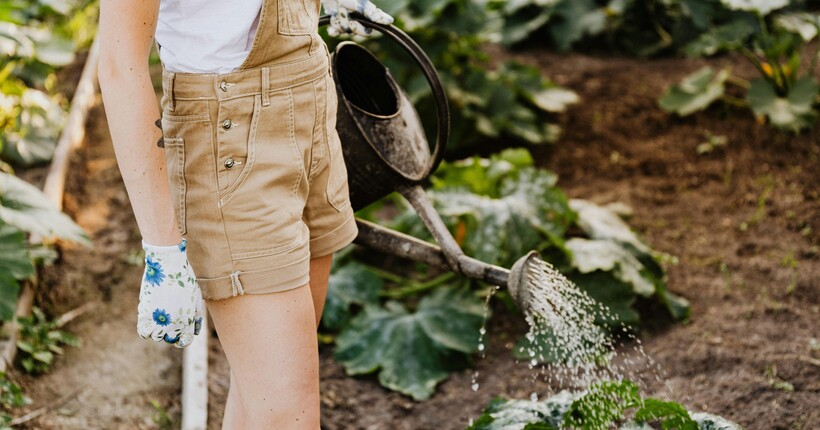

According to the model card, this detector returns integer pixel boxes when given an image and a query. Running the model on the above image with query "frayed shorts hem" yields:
[198,212,358,301]
[309,211,358,258]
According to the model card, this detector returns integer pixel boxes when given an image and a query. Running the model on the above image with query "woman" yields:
[97,0,392,427]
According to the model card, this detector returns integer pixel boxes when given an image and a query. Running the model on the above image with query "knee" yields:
[244,391,320,429]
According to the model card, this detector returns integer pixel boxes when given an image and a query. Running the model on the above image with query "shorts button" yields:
[222,119,233,130]
[219,80,229,92]
[224,158,236,168]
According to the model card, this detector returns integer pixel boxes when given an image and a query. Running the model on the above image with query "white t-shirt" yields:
[155,0,263,73]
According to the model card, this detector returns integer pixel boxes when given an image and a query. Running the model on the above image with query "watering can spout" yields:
[354,219,544,315]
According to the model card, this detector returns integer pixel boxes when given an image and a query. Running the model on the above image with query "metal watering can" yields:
[319,14,541,312]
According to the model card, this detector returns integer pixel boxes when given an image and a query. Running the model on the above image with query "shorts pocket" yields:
[160,112,212,236]
[161,137,187,235]
[277,0,318,35]
[324,73,350,212]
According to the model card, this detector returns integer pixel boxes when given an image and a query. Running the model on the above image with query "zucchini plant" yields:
[660,2,820,132]
[0,0,98,166]
[321,148,687,400]
[467,379,743,430]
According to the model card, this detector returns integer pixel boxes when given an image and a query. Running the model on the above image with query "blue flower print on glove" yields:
[137,239,205,348]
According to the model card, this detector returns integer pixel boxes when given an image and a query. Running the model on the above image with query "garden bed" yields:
[15,47,818,429]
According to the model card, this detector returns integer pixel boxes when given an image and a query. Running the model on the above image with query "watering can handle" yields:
[319,13,450,176]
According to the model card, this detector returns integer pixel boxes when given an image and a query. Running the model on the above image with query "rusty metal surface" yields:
[353,219,510,288]
[397,184,464,272]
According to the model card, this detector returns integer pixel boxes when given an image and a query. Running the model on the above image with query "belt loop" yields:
[261,67,271,107]
[163,71,176,112]
[229,271,245,296]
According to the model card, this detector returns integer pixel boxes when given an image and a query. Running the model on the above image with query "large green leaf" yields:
[395,150,574,268]
[719,0,788,15]
[530,87,580,113]
[549,0,607,51]
[775,12,820,42]
[428,166,573,267]
[0,222,34,280]
[466,394,574,430]
[0,272,20,321]
[565,380,643,429]
[0,172,90,245]
[0,22,35,59]
[569,271,640,327]
[683,19,756,56]
[0,88,64,166]
[566,238,656,297]
[23,25,75,66]
[659,66,729,116]
[570,199,650,256]
[747,76,819,132]
[334,287,486,400]
[466,384,742,430]
[321,261,382,331]
[634,398,698,430]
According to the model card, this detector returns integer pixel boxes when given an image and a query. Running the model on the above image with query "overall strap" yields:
[236,0,323,71]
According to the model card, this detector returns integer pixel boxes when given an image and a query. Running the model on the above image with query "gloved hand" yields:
[137,239,205,348]
[321,0,394,37]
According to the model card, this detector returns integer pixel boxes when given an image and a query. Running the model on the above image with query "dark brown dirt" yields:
[18,45,817,429]
[524,48,819,429]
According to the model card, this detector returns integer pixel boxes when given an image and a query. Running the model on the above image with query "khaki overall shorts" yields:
[156,0,358,300]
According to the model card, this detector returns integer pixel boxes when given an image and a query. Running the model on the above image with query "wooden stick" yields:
[181,310,209,430]
[0,33,100,382]
[0,281,35,374]
[8,385,87,426]
[43,36,101,210]
[54,301,99,329]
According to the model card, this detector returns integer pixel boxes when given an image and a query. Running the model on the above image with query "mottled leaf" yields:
[719,0,788,15]
[0,171,90,245]
[0,272,19,321]
[334,287,485,400]
[466,394,574,430]
[566,238,655,297]
[747,76,819,132]
[635,398,698,430]
[0,222,34,280]
[321,261,382,331]
[659,66,729,116]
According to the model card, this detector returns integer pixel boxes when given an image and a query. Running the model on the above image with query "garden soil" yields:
[17,47,818,429]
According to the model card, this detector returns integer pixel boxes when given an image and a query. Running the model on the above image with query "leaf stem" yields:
[381,272,457,298]
[725,74,750,89]
[720,94,750,108]
[365,266,407,284]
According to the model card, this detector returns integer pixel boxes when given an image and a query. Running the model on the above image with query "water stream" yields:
[474,255,669,397]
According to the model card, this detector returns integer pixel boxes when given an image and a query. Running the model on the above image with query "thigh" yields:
[206,284,320,428]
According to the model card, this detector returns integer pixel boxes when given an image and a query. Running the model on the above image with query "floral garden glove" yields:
[321,0,394,37]
[137,239,205,348]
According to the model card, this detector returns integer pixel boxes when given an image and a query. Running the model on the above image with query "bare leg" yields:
[221,369,246,430]
[207,284,320,429]
[308,253,334,327]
